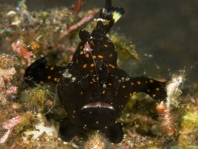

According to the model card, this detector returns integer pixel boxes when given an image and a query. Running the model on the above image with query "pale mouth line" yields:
[81,102,114,110]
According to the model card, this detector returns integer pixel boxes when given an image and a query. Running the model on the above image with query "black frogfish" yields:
[24,0,167,143]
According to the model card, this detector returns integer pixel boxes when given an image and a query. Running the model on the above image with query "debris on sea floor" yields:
[24,113,58,140]
[0,67,16,90]
[0,115,23,144]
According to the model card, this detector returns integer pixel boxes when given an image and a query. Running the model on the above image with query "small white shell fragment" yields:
[7,10,16,16]
[11,20,21,26]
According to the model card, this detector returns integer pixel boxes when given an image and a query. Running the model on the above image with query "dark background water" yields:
[1,0,198,86]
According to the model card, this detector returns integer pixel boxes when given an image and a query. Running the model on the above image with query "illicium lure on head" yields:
[24,0,167,143]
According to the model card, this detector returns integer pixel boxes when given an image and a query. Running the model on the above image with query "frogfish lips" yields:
[79,102,118,129]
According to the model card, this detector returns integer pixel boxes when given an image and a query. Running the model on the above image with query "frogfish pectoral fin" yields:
[24,57,66,87]
[129,76,167,101]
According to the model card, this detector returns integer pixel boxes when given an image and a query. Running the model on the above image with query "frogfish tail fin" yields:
[96,0,125,34]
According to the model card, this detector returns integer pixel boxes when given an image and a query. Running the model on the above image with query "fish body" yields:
[24,0,166,143]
